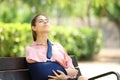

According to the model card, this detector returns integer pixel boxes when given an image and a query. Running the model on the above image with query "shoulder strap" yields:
[47,39,52,59]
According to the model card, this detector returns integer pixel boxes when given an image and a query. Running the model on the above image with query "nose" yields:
[44,20,47,24]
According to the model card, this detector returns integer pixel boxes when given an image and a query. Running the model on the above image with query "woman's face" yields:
[32,15,50,34]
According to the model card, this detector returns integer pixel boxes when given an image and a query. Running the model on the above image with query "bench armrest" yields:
[88,71,120,80]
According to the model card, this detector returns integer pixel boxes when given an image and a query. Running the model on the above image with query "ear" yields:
[32,26,36,31]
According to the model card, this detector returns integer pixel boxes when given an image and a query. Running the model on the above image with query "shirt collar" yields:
[32,41,54,46]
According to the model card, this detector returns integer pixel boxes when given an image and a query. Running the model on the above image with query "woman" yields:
[26,14,88,80]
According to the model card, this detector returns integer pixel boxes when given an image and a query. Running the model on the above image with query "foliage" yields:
[50,27,103,60]
[0,23,32,57]
[92,0,120,18]
[0,23,103,60]
[0,0,120,29]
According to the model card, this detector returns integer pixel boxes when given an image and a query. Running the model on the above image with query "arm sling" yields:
[27,40,67,80]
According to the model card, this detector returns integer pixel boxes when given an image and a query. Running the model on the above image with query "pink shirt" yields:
[26,42,74,69]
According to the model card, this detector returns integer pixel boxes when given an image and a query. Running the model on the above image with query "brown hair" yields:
[31,14,47,41]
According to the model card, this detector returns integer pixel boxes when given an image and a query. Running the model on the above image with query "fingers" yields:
[48,75,59,80]
[48,79,54,80]
[48,70,59,80]
[48,70,66,80]
[48,75,56,79]
[75,69,78,74]
[52,70,59,77]
[56,70,64,74]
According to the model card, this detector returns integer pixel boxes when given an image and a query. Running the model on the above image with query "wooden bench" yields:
[0,55,120,80]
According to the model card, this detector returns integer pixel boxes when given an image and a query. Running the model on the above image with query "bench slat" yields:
[0,71,31,80]
[0,57,27,70]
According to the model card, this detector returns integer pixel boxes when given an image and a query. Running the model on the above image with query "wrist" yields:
[67,76,77,80]
[66,76,73,80]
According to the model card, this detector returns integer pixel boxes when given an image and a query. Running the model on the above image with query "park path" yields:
[78,48,120,79]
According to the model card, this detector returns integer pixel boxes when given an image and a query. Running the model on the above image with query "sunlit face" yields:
[32,15,50,34]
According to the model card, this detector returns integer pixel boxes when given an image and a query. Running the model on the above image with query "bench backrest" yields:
[0,55,81,80]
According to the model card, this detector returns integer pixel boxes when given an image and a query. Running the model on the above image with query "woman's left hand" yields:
[65,68,78,77]
[48,70,67,80]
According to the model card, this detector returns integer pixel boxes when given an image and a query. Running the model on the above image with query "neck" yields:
[36,33,48,45]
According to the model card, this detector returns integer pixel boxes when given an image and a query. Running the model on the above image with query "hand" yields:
[66,68,78,77]
[48,70,67,80]
[78,76,88,80]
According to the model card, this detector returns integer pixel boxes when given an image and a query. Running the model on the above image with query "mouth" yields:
[44,24,49,27]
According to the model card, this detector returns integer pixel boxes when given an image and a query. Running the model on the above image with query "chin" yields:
[43,30,50,33]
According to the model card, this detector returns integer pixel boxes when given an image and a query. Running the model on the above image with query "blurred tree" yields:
[0,0,120,23]
[91,0,120,46]
[0,0,17,22]
[0,0,88,23]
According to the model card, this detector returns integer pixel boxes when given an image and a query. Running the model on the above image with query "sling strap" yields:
[47,39,52,59]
